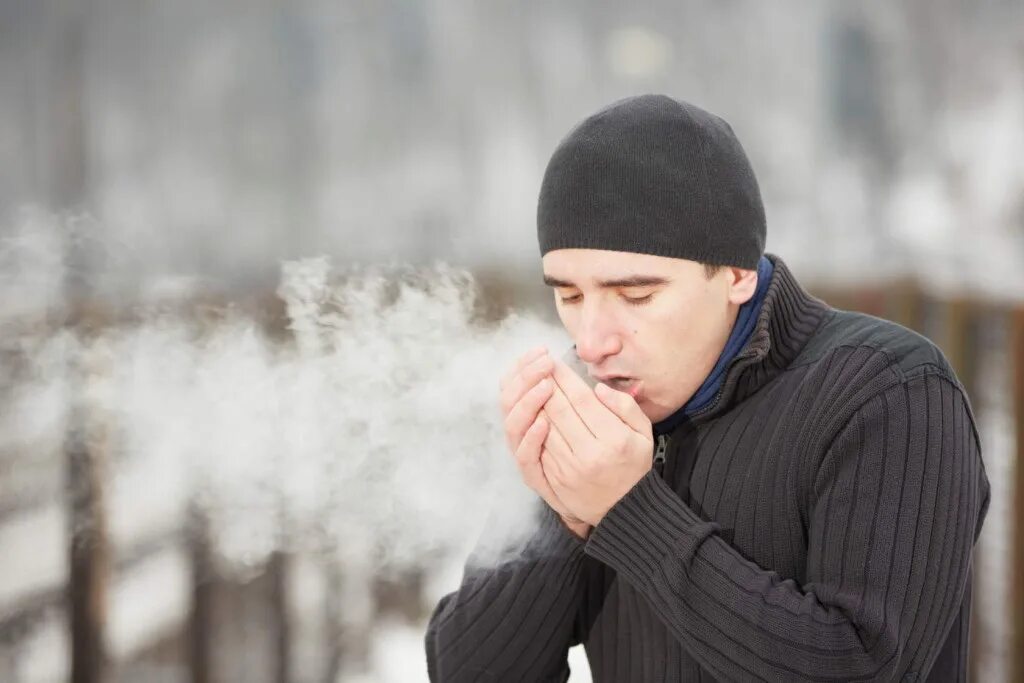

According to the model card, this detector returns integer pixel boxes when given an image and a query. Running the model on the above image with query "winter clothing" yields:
[537,94,766,270]
[425,253,990,682]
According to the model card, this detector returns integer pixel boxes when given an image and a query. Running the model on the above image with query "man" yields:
[425,94,990,682]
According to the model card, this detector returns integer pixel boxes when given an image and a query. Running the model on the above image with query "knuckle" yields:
[528,378,544,401]
[529,353,552,369]
[530,379,551,401]
[514,451,530,469]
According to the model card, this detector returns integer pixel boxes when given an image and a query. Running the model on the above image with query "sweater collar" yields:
[653,253,830,434]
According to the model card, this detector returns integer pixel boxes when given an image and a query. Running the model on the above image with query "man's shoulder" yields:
[759,307,977,460]
[791,307,959,387]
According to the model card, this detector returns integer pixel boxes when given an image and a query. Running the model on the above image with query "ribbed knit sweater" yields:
[425,253,991,682]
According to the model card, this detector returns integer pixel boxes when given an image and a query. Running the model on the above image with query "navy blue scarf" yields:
[653,255,774,436]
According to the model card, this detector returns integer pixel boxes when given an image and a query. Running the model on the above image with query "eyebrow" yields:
[542,273,673,289]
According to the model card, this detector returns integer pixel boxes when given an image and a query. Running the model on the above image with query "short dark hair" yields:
[703,263,724,279]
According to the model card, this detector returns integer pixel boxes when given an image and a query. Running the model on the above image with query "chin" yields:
[643,400,679,425]
[642,404,668,422]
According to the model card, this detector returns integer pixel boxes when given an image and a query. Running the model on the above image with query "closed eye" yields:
[624,294,654,305]
[559,294,654,306]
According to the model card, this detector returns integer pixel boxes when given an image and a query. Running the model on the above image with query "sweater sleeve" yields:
[424,500,590,682]
[583,372,991,682]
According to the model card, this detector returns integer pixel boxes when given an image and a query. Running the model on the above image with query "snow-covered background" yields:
[0,0,1022,681]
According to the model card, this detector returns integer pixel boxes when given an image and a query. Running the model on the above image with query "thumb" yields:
[595,382,651,436]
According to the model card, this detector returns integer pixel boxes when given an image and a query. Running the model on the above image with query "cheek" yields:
[649,299,695,331]
[642,301,707,360]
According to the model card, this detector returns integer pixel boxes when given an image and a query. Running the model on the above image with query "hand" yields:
[499,346,590,532]
[539,356,654,527]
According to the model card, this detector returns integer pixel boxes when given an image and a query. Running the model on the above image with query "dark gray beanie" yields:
[537,94,766,270]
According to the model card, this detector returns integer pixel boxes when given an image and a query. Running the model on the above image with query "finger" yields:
[541,380,597,455]
[549,355,619,442]
[504,377,554,454]
[540,445,571,492]
[499,345,548,392]
[515,417,570,513]
[541,416,581,485]
[594,382,652,437]
[540,407,575,463]
[499,352,553,416]
[514,413,548,470]
[515,418,553,495]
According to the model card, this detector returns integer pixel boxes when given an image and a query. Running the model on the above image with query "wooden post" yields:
[812,286,852,313]
[321,559,343,683]
[939,299,979,398]
[65,382,108,683]
[63,319,112,683]
[372,567,427,623]
[50,0,104,677]
[268,550,291,683]
[1010,306,1024,683]
[188,504,214,683]
[851,284,887,318]
[322,557,372,682]
[885,277,924,333]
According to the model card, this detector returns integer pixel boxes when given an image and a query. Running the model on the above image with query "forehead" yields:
[542,248,700,285]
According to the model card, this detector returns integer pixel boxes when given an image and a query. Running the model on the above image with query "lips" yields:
[594,373,632,383]
[603,377,643,400]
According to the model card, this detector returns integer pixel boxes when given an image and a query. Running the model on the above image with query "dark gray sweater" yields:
[425,254,991,682]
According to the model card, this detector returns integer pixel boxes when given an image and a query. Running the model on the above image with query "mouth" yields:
[602,377,643,400]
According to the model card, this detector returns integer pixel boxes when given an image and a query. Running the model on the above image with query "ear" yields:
[726,267,758,305]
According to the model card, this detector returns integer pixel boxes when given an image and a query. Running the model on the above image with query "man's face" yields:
[542,248,756,424]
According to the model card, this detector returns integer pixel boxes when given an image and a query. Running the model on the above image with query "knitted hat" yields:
[537,94,766,270]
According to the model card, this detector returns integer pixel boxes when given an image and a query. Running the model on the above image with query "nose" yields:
[573,302,623,366]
